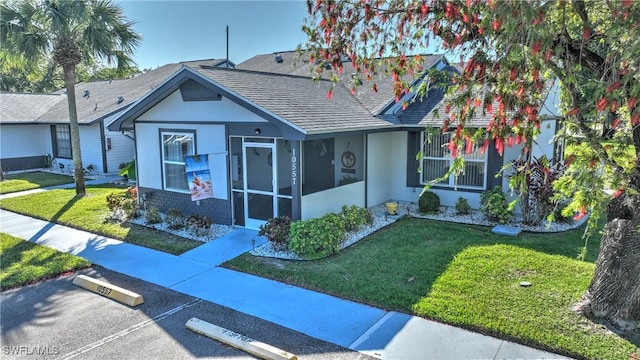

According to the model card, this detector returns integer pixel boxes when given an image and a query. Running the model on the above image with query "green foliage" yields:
[165,208,185,230]
[509,156,565,225]
[118,160,136,180]
[418,191,440,213]
[258,216,291,251]
[144,206,162,225]
[289,213,345,260]
[186,214,212,237]
[481,187,512,223]
[105,186,138,221]
[341,205,373,231]
[455,197,472,215]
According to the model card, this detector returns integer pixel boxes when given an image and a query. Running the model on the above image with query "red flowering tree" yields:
[303,0,639,329]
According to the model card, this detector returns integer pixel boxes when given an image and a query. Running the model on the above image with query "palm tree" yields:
[0,0,140,195]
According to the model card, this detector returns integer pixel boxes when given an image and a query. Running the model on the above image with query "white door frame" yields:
[242,140,277,229]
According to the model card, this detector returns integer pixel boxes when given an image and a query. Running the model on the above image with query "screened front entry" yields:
[230,137,293,229]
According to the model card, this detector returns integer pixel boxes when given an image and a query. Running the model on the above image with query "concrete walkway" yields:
[0,185,569,359]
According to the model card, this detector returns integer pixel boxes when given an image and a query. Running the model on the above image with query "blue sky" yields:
[118,1,310,70]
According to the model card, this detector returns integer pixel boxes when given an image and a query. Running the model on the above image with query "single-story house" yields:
[108,51,562,229]
[0,59,235,174]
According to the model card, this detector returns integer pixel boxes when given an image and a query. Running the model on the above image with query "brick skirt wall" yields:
[138,186,232,225]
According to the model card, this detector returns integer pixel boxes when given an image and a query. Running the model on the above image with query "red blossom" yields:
[566,107,580,116]
[628,97,637,109]
[632,113,640,125]
[327,89,333,100]
[606,82,622,92]
[611,118,621,129]
[492,19,501,31]
[583,27,591,40]
[596,98,609,112]
[612,189,625,198]
[531,41,541,55]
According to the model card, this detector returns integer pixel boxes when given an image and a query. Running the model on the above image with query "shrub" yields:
[341,205,373,232]
[455,197,472,215]
[186,214,212,237]
[509,156,565,225]
[105,186,138,222]
[289,213,345,259]
[480,187,512,223]
[165,208,185,230]
[418,191,440,213]
[258,216,291,251]
[144,206,162,224]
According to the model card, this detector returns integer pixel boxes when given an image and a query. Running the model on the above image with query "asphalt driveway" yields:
[1,266,372,360]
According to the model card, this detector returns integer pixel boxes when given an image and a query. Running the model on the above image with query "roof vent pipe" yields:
[275,53,283,63]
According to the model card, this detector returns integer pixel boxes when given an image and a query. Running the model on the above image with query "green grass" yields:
[224,217,639,360]
[1,233,91,290]
[0,171,74,194]
[0,185,201,255]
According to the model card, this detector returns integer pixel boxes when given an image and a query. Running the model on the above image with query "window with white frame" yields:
[161,131,195,191]
[421,131,487,189]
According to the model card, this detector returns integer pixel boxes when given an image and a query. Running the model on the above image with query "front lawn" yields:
[1,233,91,290]
[0,185,202,255]
[224,217,639,360]
[0,171,74,194]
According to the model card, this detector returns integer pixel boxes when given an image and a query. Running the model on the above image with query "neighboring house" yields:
[0,58,235,174]
[108,51,562,229]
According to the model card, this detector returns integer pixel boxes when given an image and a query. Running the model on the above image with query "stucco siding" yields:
[137,91,268,123]
[366,132,393,207]
[301,181,365,220]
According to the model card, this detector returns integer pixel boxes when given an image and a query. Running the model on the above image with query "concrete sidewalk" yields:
[0,193,569,359]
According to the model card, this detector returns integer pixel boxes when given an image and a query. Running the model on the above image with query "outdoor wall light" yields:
[254,128,261,135]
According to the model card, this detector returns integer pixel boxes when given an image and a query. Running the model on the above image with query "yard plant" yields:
[226,217,639,360]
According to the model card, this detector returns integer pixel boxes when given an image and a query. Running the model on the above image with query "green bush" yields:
[341,205,373,231]
[258,216,291,251]
[289,213,345,259]
[186,214,212,237]
[480,187,512,223]
[105,186,138,221]
[455,197,472,215]
[165,208,185,230]
[419,191,440,213]
[144,206,162,224]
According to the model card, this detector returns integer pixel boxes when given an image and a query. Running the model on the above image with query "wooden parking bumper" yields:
[72,275,144,306]
[185,317,297,360]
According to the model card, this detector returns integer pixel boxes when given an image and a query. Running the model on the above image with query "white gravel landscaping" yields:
[130,201,587,261]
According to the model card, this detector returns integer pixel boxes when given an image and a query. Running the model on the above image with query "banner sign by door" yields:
[185,155,214,201]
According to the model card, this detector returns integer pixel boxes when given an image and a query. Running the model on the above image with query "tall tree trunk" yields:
[63,65,86,196]
[578,194,640,331]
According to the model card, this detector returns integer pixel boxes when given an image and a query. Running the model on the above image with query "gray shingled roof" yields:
[237,50,446,115]
[0,93,65,123]
[1,59,228,125]
[188,65,393,134]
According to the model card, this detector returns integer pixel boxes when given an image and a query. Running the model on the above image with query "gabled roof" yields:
[0,93,65,124]
[190,66,392,134]
[237,50,447,115]
[108,65,394,138]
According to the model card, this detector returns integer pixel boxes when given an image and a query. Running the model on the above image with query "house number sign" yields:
[291,147,298,186]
